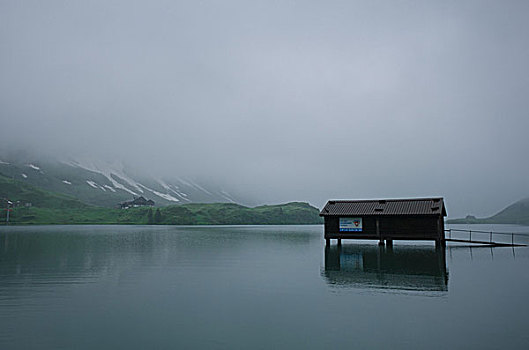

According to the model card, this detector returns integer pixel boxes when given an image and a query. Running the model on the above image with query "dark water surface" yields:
[1,224,528,349]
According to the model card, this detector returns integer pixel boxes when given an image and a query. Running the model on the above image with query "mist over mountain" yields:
[1,1,529,217]
[0,151,245,208]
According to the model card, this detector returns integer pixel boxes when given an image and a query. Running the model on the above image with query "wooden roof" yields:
[320,198,446,216]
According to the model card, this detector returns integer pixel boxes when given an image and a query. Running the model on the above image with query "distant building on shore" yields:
[119,196,155,209]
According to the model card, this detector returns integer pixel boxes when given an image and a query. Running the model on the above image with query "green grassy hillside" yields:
[5,202,323,225]
[160,202,322,225]
[0,173,90,209]
[0,161,132,207]
[1,172,323,225]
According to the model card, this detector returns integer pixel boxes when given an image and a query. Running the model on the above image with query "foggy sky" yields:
[1,0,528,217]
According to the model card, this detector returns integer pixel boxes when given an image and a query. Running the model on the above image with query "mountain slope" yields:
[0,173,89,209]
[0,157,240,208]
[447,197,529,225]
[1,158,323,225]
[489,198,529,225]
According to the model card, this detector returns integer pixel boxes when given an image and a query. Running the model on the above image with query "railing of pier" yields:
[445,228,529,246]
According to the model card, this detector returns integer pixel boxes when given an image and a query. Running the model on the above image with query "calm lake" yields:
[1,224,528,349]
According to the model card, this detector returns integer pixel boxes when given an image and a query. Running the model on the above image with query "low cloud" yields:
[1,0,528,217]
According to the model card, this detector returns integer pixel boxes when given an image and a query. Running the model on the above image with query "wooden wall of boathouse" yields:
[320,198,447,244]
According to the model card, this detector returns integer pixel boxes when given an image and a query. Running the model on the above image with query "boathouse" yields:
[320,198,447,246]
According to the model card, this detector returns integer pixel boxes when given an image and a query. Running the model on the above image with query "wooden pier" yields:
[445,238,525,247]
[445,229,527,247]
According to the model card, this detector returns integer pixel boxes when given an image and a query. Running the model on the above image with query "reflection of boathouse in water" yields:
[323,245,448,292]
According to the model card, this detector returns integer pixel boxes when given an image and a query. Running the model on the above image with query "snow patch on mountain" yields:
[58,157,242,205]
[158,179,190,201]
[220,190,236,203]
[176,177,193,188]
[0,160,9,165]
[137,183,179,202]
[177,177,213,195]
[103,185,116,192]
[27,164,40,170]
[62,180,72,185]
[158,179,173,191]
[86,180,99,189]
[106,175,138,196]
[191,181,212,195]
[86,180,108,191]
[153,191,179,202]
[68,160,140,196]
[21,173,27,178]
